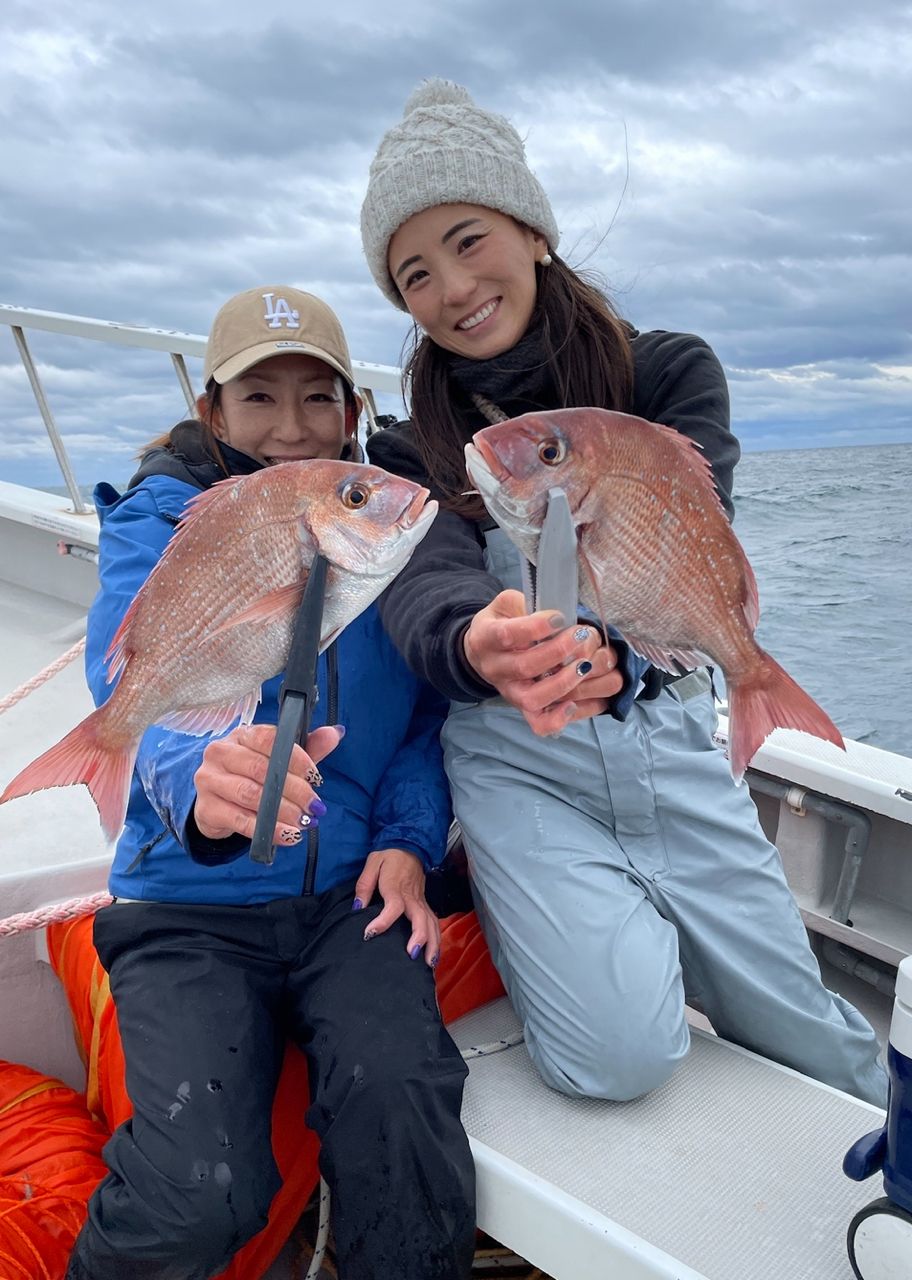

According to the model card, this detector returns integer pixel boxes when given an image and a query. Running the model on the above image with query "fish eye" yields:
[538,438,566,466]
[342,482,370,509]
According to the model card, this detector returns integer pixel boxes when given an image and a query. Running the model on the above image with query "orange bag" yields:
[436,910,506,1023]
[0,1059,109,1280]
[46,906,503,1278]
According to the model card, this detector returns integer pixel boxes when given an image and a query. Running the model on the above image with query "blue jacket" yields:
[86,471,452,905]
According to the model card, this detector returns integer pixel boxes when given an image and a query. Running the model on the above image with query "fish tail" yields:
[728,653,845,780]
[0,707,137,842]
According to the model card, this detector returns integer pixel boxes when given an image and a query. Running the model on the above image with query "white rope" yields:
[0,892,113,938]
[0,637,86,715]
[303,1177,333,1280]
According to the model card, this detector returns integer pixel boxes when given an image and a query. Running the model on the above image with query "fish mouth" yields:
[465,442,542,536]
[398,486,432,529]
[471,434,510,481]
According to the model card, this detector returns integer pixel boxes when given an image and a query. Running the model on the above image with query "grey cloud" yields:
[0,0,909,489]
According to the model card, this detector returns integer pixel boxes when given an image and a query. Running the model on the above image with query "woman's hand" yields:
[463,588,623,736]
[352,848,440,968]
[192,723,343,846]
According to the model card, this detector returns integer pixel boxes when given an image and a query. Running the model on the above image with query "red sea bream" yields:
[1,460,436,838]
[465,407,843,778]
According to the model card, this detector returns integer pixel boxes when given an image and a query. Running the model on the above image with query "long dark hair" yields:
[137,382,230,474]
[402,253,635,518]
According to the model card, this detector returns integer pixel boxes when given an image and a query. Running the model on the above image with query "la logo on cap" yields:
[262,292,300,329]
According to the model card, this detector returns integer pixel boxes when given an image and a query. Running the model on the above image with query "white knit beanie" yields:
[360,79,560,310]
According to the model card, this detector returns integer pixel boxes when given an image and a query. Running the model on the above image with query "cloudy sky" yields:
[1,0,909,491]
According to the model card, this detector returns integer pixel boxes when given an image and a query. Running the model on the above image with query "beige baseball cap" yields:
[203,286,356,388]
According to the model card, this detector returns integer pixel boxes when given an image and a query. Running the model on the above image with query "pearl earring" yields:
[540,253,553,266]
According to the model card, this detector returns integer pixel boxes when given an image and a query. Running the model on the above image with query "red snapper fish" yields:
[1,460,437,839]
[464,407,844,779]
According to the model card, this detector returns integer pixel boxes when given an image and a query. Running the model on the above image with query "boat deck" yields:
[0,576,108,877]
[450,998,885,1280]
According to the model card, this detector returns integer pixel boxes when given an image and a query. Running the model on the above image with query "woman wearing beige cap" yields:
[361,81,886,1110]
[65,285,475,1280]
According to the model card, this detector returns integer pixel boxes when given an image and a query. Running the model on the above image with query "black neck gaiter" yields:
[445,324,559,422]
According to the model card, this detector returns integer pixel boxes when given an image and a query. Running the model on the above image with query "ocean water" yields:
[731,442,911,759]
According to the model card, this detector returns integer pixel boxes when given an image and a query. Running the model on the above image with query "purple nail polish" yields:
[409,944,422,960]
[334,724,346,738]
[308,797,327,819]
[351,898,364,912]
[431,952,440,968]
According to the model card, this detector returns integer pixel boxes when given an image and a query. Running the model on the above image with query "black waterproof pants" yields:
[65,887,475,1280]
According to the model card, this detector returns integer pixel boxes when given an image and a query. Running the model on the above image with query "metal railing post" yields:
[170,353,197,414]
[10,326,88,514]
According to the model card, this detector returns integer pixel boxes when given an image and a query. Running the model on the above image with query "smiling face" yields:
[388,204,549,360]
[200,353,357,465]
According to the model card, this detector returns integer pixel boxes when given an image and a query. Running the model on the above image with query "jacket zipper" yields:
[302,642,339,896]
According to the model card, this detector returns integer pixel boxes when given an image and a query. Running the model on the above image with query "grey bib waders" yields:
[441,527,886,1106]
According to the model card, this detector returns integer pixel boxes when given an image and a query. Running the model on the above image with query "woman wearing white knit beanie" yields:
[362,79,887,1110]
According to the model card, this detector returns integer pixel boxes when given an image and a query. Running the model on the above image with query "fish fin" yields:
[621,635,711,675]
[727,653,844,780]
[157,689,262,737]
[319,626,343,654]
[105,603,138,685]
[741,557,760,632]
[208,583,306,637]
[179,473,246,519]
[578,542,615,637]
[0,707,136,842]
[651,422,729,514]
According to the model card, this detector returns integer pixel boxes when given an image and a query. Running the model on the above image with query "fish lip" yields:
[472,434,510,481]
[399,486,431,529]
[465,443,541,534]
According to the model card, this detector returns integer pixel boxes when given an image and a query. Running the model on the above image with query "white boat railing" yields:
[0,302,404,515]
